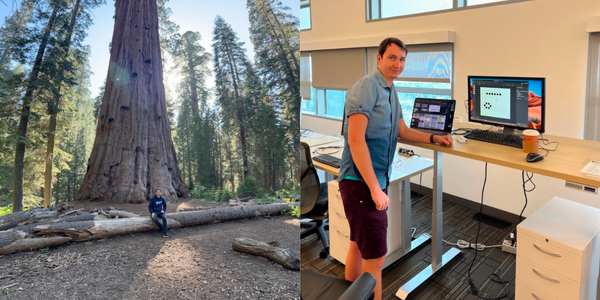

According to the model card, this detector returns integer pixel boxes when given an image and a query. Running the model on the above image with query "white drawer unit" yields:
[516,197,600,300]
[516,280,559,300]
[327,180,403,268]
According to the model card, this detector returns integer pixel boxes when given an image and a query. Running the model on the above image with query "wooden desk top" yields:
[311,140,434,182]
[300,132,343,148]
[398,131,600,188]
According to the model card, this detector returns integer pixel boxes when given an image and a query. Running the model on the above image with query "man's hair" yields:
[378,37,408,57]
[156,188,162,193]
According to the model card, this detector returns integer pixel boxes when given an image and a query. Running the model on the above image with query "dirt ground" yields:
[0,201,300,300]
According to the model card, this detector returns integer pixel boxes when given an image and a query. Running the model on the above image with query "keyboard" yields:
[313,154,341,168]
[464,129,524,148]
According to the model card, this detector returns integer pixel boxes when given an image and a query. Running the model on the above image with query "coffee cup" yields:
[522,129,539,153]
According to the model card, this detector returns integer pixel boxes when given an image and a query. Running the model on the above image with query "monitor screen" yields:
[468,76,545,133]
[410,98,456,133]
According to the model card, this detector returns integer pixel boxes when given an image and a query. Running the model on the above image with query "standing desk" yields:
[310,140,436,268]
[300,131,343,148]
[395,133,600,299]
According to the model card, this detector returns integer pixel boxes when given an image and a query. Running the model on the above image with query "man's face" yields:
[156,190,162,197]
[377,43,406,81]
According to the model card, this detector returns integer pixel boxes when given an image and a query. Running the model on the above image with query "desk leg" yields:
[401,179,411,253]
[395,150,461,300]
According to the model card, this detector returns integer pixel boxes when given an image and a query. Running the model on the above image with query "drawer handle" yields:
[336,229,349,238]
[533,244,562,257]
[531,293,541,300]
[335,212,347,219]
[532,268,560,284]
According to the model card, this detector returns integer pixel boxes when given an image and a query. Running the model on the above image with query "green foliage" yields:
[39,247,49,254]
[237,176,263,198]
[282,197,300,217]
[190,186,233,203]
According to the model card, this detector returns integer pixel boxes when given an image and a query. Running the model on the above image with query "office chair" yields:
[300,141,329,259]
[301,270,376,300]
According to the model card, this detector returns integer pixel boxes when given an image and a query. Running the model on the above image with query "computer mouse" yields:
[526,153,544,163]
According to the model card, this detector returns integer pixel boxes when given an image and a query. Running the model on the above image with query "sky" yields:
[0,0,300,102]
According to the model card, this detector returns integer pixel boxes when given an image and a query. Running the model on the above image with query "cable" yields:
[538,133,559,157]
[313,145,343,155]
[443,239,503,251]
[466,162,512,300]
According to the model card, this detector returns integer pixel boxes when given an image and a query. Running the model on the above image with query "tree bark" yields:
[44,0,83,208]
[108,210,140,218]
[0,208,58,231]
[0,230,71,256]
[232,237,299,271]
[32,203,289,242]
[76,0,188,203]
[13,0,62,212]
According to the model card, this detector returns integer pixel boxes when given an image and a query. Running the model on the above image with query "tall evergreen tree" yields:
[212,16,251,180]
[247,0,299,183]
[76,0,188,203]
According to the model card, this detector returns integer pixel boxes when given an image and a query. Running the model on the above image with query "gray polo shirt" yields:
[338,69,402,190]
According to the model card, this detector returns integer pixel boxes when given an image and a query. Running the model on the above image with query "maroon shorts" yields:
[338,179,388,260]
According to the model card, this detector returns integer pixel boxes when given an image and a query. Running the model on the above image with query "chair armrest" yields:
[338,272,376,300]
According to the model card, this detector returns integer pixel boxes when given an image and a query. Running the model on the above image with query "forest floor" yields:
[0,200,300,300]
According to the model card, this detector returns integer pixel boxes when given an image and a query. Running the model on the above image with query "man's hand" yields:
[151,213,155,218]
[434,135,453,147]
[371,188,389,211]
[160,211,164,214]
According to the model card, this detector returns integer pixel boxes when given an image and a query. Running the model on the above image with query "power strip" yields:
[502,239,517,254]
[398,148,414,156]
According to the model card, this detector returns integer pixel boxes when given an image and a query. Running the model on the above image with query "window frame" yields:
[300,0,311,31]
[366,0,534,22]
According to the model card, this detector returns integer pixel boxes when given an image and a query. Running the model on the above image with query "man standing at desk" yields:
[338,37,452,300]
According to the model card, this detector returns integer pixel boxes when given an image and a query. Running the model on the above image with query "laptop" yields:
[409,98,456,135]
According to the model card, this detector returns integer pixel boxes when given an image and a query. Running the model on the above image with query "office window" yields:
[300,51,314,113]
[300,0,311,30]
[585,32,600,141]
[302,88,316,114]
[368,44,453,126]
[368,0,526,20]
[325,90,347,117]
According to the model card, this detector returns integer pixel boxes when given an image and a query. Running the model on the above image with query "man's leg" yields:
[362,255,386,300]
[151,214,164,232]
[345,241,363,282]
[159,213,168,233]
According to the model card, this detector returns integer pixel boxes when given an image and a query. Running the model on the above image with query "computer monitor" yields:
[468,76,545,134]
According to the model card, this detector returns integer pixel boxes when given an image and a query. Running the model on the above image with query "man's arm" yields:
[347,114,389,211]
[162,198,167,213]
[148,198,153,214]
[397,120,452,146]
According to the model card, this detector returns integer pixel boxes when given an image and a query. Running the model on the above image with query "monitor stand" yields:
[503,126,517,135]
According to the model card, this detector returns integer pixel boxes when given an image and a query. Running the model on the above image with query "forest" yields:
[0,0,300,213]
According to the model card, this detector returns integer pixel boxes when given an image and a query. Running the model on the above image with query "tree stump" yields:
[232,237,299,271]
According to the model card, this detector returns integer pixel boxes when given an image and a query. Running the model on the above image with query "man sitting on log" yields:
[149,188,170,238]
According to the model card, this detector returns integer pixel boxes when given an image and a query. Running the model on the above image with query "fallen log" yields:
[177,207,212,212]
[13,213,100,235]
[58,208,85,217]
[33,203,290,242]
[232,237,300,271]
[238,196,252,202]
[0,209,57,231]
[0,230,71,255]
[108,210,140,218]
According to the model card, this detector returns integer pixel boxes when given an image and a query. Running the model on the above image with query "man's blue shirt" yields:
[338,69,402,190]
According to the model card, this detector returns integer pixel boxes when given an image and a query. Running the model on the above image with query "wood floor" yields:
[301,193,517,300]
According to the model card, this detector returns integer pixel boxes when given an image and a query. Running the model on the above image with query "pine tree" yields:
[212,16,251,180]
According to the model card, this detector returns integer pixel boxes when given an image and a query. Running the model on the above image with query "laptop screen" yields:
[410,98,456,133]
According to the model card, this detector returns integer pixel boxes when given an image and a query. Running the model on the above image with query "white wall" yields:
[301,0,600,217]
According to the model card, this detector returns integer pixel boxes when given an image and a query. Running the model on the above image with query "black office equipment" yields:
[300,142,330,259]
[464,129,523,148]
[526,153,544,163]
[468,76,545,135]
[313,154,341,168]
[410,98,456,135]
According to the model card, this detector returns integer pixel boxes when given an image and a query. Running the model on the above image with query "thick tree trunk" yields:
[0,208,58,231]
[13,0,61,212]
[33,203,289,241]
[232,237,300,271]
[76,0,188,203]
[0,231,71,256]
[44,0,83,208]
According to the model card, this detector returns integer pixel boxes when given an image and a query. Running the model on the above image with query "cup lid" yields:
[522,129,540,136]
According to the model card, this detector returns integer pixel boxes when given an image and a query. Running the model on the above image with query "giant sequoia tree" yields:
[76,0,188,203]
